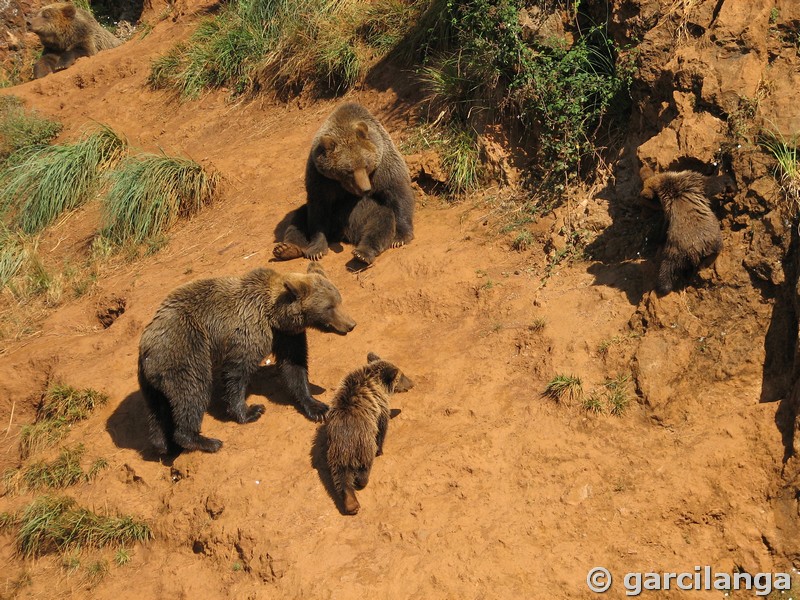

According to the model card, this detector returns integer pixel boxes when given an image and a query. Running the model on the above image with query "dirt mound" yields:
[0,0,798,598]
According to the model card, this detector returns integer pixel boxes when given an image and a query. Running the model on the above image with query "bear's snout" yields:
[352,168,371,194]
[331,314,356,335]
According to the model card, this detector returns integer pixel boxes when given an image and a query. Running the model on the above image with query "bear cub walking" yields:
[27,2,121,79]
[641,169,733,295]
[274,102,415,266]
[325,353,414,515]
[138,263,356,455]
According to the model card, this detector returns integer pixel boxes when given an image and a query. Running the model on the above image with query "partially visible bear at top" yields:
[27,2,121,79]
[274,102,416,266]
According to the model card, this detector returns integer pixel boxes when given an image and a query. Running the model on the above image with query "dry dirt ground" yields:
[0,3,796,599]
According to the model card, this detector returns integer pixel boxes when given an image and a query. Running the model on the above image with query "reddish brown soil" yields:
[0,2,797,599]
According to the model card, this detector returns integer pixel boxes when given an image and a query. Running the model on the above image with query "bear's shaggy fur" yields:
[325,353,414,515]
[138,263,356,455]
[641,169,732,295]
[27,2,121,79]
[274,102,415,265]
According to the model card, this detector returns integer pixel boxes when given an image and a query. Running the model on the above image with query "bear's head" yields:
[312,121,383,196]
[367,352,414,393]
[281,262,356,335]
[28,3,76,49]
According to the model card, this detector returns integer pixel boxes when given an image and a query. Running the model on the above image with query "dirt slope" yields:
[0,2,796,599]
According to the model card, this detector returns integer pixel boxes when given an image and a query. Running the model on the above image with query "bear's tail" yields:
[138,355,176,455]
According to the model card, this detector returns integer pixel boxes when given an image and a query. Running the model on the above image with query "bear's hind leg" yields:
[163,374,222,453]
[221,360,265,424]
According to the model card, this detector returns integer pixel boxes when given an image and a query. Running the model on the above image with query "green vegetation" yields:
[0,96,62,162]
[150,0,421,99]
[0,126,126,234]
[3,444,108,492]
[760,129,800,217]
[4,495,151,558]
[544,374,583,404]
[19,385,108,459]
[412,0,633,194]
[528,317,546,332]
[512,230,534,252]
[101,153,220,245]
[604,374,631,416]
[114,548,131,566]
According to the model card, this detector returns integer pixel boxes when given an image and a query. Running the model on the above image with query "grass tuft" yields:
[544,374,583,404]
[114,547,131,566]
[101,153,220,246]
[604,374,632,416]
[149,0,422,100]
[759,129,800,217]
[9,495,152,558]
[0,96,62,162]
[0,125,126,234]
[19,385,108,459]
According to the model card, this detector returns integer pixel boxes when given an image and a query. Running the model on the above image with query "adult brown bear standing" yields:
[274,102,415,265]
[138,263,356,455]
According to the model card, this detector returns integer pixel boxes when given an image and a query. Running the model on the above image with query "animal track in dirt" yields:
[96,296,127,328]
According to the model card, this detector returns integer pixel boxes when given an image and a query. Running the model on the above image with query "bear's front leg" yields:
[304,232,329,261]
[273,331,329,421]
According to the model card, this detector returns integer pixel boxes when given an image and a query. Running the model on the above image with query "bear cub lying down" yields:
[138,263,355,454]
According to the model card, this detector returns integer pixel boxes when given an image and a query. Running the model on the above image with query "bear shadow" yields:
[310,408,403,516]
[106,391,168,464]
[247,365,326,415]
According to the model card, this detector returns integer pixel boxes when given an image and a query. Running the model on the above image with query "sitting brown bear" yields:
[27,3,121,79]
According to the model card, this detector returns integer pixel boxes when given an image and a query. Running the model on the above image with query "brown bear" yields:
[640,169,733,295]
[27,3,121,79]
[325,352,414,515]
[138,262,356,455]
[273,102,415,266]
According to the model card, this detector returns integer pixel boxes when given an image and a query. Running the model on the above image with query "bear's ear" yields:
[354,122,369,140]
[367,352,381,363]
[380,364,399,388]
[61,4,77,18]
[318,135,336,154]
[283,276,309,300]
[306,261,328,279]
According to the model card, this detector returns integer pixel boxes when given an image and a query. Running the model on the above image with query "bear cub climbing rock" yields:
[27,2,121,79]
[640,169,733,295]
[274,102,415,266]
[138,263,356,455]
[325,353,414,515]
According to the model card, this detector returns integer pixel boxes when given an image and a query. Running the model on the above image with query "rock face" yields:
[601,0,800,558]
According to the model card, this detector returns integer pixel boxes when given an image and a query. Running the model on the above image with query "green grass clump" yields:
[19,385,108,459]
[544,374,583,404]
[0,96,62,162]
[604,374,632,416]
[11,444,108,492]
[150,0,421,99]
[760,130,799,217]
[0,126,126,234]
[7,495,151,558]
[100,153,219,245]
